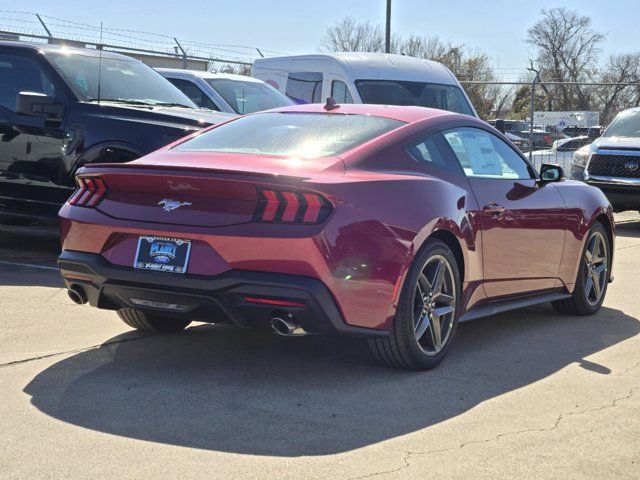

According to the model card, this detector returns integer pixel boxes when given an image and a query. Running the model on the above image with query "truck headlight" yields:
[572,146,591,168]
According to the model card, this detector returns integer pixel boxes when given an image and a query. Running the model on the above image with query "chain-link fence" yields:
[463,80,640,173]
[0,12,258,73]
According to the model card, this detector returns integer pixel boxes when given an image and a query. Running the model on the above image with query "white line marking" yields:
[0,260,58,271]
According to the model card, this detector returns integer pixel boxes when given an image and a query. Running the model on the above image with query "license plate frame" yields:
[134,236,192,274]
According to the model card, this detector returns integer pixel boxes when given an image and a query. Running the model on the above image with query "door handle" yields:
[483,203,506,217]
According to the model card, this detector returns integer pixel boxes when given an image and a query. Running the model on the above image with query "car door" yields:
[0,52,32,204]
[442,126,566,298]
[0,52,70,216]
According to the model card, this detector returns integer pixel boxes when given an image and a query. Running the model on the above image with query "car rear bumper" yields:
[57,250,388,338]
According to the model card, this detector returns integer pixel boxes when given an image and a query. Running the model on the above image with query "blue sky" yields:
[3,1,638,78]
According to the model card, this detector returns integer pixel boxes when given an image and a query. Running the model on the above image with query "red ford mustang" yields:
[58,103,614,370]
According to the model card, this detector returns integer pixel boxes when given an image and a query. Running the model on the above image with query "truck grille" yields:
[589,153,640,178]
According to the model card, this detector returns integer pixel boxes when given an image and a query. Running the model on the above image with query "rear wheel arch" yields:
[427,229,465,286]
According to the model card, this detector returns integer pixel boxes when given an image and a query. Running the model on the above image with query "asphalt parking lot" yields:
[1,215,639,480]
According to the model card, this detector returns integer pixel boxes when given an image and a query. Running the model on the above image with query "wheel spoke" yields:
[585,248,593,263]
[591,271,602,299]
[435,292,455,306]
[418,273,432,295]
[585,275,594,299]
[431,259,446,295]
[430,315,442,350]
[414,314,430,341]
[433,305,455,318]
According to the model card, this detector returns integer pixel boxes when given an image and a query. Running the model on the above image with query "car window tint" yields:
[285,72,323,103]
[331,80,354,104]
[0,54,56,112]
[443,127,532,179]
[166,78,219,111]
[406,134,460,174]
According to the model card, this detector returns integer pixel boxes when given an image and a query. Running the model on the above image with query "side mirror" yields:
[16,92,64,120]
[588,126,601,140]
[540,163,564,182]
[494,119,506,134]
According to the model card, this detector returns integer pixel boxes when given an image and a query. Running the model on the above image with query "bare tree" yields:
[597,53,640,123]
[321,16,387,53]
[527,7,604,110]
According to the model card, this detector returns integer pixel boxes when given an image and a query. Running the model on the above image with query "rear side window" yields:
[406,134,461,175]
[166,78,220,111]
[0,54,57,112]
[175,112,405,157]
[331,80,354,104]
[286,72,323,103]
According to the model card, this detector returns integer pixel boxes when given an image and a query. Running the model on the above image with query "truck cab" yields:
[0,42,233,226]
[252,52,477,117]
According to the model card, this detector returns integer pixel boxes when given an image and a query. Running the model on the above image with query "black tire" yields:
[117,308,191,333]
[368,239,460,370]
[552,222,610,316]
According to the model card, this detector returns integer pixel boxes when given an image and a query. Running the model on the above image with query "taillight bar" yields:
[68,177,107,207]
[254,189,332,224]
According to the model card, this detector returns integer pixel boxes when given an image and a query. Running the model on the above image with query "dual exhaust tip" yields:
[270,316,307,336]
[67,288,306,337]
[67,287,87,305]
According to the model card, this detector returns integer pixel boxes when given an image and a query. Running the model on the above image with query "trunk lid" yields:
[80,151,344,227]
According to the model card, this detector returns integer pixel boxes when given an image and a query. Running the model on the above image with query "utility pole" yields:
[385,0,391,53]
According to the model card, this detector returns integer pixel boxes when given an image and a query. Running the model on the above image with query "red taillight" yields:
[254,189,332,224]
[68,176,107,207]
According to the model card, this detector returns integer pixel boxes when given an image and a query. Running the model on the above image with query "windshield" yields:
[206,78,293,114]
[603,109,640,138]
[47,52,197,108]
[175,112,405,157]
[356,80,474,116]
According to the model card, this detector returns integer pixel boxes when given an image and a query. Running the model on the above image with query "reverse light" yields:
[254,189,332,224]
[68,177,107,207]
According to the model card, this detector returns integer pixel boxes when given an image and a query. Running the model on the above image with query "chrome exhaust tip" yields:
[67,287,87,305]
[270,317,307,337]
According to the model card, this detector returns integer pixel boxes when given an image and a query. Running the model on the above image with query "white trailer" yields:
[533,111,600,130]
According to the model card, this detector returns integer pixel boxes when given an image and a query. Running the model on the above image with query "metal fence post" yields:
[174,37,188,69]
[529,74,539,164]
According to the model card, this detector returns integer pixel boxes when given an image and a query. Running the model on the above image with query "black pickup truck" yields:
[0,41,233,226]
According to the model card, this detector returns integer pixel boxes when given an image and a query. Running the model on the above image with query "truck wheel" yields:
[117,308,191,333]
[368,239,460,370]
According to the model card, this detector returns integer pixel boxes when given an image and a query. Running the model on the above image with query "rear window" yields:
[175,112,405,157]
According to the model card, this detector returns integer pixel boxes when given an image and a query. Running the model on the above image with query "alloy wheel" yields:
[583,231,608,306]
[413,255,457,355]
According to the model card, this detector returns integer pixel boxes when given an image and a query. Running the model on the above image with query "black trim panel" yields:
[57,250,389,338]
[459,291,571,322]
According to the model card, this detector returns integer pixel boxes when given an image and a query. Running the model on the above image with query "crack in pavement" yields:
[0,334,146,369]
[345,387,638,480]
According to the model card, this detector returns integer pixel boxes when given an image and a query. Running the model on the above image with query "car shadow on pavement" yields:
[23,304,639,456]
